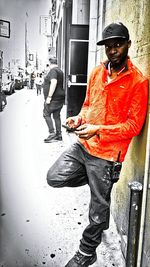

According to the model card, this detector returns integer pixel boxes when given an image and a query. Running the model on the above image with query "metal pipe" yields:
[126,181,143,267]
[87,0,99,75]
[137,115,150,267]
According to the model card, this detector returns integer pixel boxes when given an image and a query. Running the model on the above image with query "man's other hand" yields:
[75,124,100,139]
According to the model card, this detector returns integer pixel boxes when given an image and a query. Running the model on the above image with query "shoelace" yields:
[74,251,92,263]
[74,251,85,262]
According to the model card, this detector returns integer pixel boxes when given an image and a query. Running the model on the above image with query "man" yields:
[43,57,65,143]
[35,73,43,95]
[30,71,36,89]
[47,23,148,266]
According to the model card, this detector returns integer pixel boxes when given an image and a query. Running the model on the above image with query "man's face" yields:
[104,38,131,68]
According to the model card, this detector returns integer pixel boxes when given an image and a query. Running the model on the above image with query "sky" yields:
[0,0,50,73]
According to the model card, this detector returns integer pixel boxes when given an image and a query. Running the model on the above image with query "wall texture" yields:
[94,0,150,265]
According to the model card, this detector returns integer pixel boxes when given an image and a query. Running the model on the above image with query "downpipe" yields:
[126,181,143,267]
[137,115,150,267]
[126,115,150,267]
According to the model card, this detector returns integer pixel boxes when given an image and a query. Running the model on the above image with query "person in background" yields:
[46,22,149,267]
[43,57,65,143]
[35,73,43,95]
[45,63,50,73]
[30,71,36,89]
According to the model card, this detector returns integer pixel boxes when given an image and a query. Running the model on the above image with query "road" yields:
[0,88,125,267]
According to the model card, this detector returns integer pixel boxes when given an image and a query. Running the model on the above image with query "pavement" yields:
[0,88,126,267]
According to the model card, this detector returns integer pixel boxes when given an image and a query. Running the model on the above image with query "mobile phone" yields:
[62,124,77,132]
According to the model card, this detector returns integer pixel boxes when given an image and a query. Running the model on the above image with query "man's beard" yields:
[109,51,128,70]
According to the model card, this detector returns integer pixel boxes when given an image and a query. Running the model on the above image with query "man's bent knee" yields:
[46,168,65,188]
[47,168,57,187]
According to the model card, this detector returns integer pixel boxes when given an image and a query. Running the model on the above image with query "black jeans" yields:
[47,142,120,254]
[36,84,42,95]
[43,100,64,134]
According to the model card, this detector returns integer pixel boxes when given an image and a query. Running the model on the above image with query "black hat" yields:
[97,22,130,45]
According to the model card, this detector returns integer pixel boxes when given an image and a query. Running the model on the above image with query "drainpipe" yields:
[126,181,143,267]
[99,0,104,42]
[61,0,65,70]
[136,115,150,267]
[88,0,99,75]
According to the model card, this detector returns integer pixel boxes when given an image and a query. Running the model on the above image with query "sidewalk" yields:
[0,88,125,267]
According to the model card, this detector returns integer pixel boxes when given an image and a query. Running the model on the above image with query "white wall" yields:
[72,0,90,25]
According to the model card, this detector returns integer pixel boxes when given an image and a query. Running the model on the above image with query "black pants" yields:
[36,84,42,95]
[47,142,120,254]
[43,100,64,134]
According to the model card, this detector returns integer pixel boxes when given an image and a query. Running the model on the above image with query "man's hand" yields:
[45,97,51,104]
[66,115,82,129]
[74,124,100,139]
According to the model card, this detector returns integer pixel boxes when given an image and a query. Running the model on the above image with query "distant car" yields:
[0,90,7,111]
[2,73,15,95]
[14,75,24,90]
[23,75,30,87]
[2,80,15,95]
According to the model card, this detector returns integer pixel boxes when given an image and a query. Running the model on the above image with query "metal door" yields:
[67,39,88,117]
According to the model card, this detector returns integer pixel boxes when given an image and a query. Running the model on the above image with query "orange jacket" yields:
[79,58,149,162]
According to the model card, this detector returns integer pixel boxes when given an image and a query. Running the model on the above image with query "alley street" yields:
[0,88,125,267]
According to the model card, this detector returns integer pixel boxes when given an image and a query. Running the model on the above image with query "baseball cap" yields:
[97,22,130,45]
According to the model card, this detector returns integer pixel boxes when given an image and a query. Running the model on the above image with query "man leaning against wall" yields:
[46,22,149,267]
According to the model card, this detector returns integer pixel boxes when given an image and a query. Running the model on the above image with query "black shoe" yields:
[44,133,55,142]
[47,134,62,143]
[65,251,97,267]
